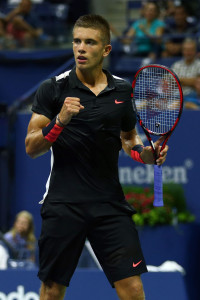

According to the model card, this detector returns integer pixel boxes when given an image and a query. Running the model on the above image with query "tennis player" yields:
[25,14,168,300]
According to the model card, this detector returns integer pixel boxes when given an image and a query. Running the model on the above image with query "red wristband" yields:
[42,117,64,143]
[131,145,145,164]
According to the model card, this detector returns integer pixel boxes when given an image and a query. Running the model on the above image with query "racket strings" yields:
[134,67,180,134]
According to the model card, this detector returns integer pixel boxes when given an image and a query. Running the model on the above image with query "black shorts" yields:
[38,199,147,287]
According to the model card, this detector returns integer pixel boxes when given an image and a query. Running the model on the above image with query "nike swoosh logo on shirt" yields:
[133,260,142,268]
[115,99,124,104]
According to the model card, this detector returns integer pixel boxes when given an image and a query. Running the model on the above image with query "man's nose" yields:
[78,42,86,52]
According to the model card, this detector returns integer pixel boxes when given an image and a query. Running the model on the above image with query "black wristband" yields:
[132,144,144,154]
[42,116,56,137]
[56,114,66,127]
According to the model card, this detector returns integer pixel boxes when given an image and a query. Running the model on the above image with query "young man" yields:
[25,15,168,300]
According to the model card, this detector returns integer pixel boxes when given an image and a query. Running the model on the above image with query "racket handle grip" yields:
[153,165,164,207]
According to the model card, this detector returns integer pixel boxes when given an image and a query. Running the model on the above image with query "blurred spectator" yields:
[184,74,200,110]
[0,16,5,37]
[0,13,16,49]
[160,0,176,21]
[0,242,9,270]
[4,210,36,264]
[162,4,198,57]
[171,38,200,96]
[121,1,164,59]
[1,0,48,48]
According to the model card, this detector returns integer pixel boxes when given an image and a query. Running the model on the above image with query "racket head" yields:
[132,64,183,137]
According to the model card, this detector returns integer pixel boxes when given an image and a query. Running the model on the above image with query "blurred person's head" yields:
[143,2,160,22]
[19,0,32,14]
[182,38,197,63]
[174,5,187,27]
[11,210,35,242]
[166,0,176,16]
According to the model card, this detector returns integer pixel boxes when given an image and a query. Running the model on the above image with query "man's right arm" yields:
[25,97,84,159]
[25,113,53,159]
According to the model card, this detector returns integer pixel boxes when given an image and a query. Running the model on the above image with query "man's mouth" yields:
[77,56,87,63]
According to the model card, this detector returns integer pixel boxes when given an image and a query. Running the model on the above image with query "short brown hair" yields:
[73,14,111,45]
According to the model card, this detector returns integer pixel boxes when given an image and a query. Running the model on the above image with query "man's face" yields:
[183,43,196,61]
[72,27,111,71]
[174,7,187,26]
[15,215,30,236]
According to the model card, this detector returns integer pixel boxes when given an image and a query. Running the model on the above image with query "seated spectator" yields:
[121,1,164,59]
[2,0,47,48]
[171,38,200,96]
[4,210,36,264]
[184,74,200,110]
[0,13,16,49]
[162,4,198,57]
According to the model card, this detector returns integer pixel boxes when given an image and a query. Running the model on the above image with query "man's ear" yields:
[103,44,112,57]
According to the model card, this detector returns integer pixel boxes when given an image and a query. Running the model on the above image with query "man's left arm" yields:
[121,128,168,166]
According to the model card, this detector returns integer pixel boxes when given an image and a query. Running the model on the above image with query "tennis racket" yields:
[132,64,183,206]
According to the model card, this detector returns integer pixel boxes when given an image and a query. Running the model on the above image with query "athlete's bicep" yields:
[27,112,51,134]
[25,113,52,158]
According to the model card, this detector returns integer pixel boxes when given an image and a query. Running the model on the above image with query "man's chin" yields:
[76,63,91,71]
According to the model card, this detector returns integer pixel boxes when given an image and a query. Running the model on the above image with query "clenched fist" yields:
[57,97,84,126]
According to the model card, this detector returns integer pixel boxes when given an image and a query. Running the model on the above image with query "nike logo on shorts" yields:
[115,99,124,104]
[133,260,142,268]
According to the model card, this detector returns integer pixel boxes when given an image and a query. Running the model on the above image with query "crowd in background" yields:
[0,0,89,48]
[0,0,199,52]
[114,1,200,109]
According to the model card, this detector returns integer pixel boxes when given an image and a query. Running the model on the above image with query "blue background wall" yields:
[0,49,73,105]
[0,269,188,300]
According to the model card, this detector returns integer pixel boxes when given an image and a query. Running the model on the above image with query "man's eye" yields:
[86,40,95,45]
[73,39,81,44]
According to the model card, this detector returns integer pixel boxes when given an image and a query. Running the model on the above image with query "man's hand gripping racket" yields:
[132,64,183,206]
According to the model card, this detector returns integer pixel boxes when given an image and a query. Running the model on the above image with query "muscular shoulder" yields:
[112,75,132,93]
[32,70,71,119]
[55,70,71,82]
[38,70,71,98]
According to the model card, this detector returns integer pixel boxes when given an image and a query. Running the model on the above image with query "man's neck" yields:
[76,67,108,96]
[76,66,106,86]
